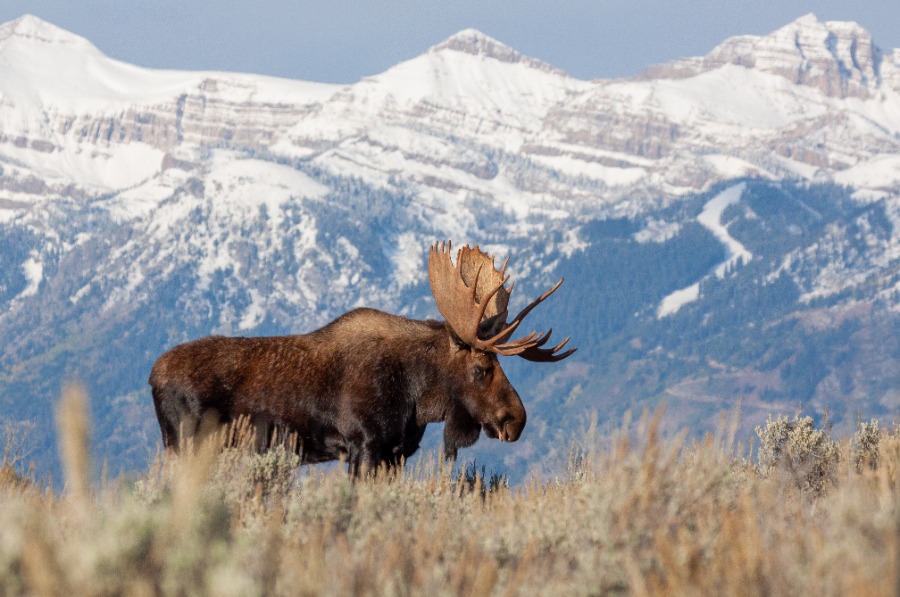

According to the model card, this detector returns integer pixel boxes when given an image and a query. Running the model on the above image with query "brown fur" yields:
[149,308,526,474]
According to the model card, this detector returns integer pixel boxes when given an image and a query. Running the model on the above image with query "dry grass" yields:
[1,388,898,596]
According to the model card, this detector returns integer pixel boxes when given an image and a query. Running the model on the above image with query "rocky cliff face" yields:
[640,14,893,98]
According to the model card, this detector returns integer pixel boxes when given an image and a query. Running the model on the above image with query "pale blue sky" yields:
[2,1,899,83]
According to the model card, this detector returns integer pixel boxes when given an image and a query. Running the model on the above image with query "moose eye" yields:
[472,364,490,381]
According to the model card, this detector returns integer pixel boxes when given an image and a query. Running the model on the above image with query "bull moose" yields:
[149,241,575,474]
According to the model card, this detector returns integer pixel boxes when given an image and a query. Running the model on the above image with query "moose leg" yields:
[151,385,184,450]
[152,387,209,452]
[153,404,178,450]
[251,417,272,452]
[345,435,384,478]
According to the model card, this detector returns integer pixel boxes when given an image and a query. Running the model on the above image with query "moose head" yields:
[427,241,575,452]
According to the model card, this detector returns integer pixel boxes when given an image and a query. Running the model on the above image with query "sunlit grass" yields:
[1,387,898,595]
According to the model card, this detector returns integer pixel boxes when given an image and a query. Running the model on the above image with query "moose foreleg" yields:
[345,434,383,478]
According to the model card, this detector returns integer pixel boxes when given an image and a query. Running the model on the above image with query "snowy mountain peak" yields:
[0,13,187,114]
[430,28,567,76]
[431,28,521,59]
[310,26,583,144]
[708,13,883,97]
[0,14,96,52]
[780,12,869,42]
[639,13,888,98]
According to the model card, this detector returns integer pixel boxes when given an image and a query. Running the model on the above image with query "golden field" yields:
[1,385,898,596]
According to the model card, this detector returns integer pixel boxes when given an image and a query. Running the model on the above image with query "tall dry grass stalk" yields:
[55,382,91,508]
[1,397,898,595]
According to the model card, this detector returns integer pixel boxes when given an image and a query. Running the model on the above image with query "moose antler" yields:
[428,241,576,361]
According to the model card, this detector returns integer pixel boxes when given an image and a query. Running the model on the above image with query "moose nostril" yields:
[496,413,511,431]
[494,412,517,442]
[502,413,525,442]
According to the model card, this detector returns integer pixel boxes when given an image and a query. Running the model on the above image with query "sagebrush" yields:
[1,391,898,596]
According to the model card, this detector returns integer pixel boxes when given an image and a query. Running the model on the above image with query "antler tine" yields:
[490,328,550,356]
[492,330,542,353]
[432,240,452,262]
[518,328,555,350]
[530,329,573,353]
[518,333,576,362]
[494,278,564,344]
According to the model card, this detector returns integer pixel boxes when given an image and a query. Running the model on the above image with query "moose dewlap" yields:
[149,241,575,475]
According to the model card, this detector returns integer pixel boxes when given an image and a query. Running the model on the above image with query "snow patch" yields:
[70,283,91,305]
[531,154,647,186]
[559,228,587,257]
[834,154,900,190]
[18,253,43,298]
[657,183,752,317]
[635,219,682,243]
[392,232,425,289]
[657,283,700,317]
[697,182,753,276]
[1,140,166,192]
[703,154,774,180]
[102,169,189,222]
[205,151,330,210]
[239,289,266,331]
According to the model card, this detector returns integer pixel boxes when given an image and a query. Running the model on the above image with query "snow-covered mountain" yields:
[0,14,897,479]
[5,14,900,211]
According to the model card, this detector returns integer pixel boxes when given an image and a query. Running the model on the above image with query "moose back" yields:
[149,242,575,474]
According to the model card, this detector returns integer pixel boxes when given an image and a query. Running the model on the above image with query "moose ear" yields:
[477,311,508,339]
[448,328,468,352]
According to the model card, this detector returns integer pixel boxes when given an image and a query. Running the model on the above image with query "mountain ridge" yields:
[3,14,900,208]
[0,14,897,480]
